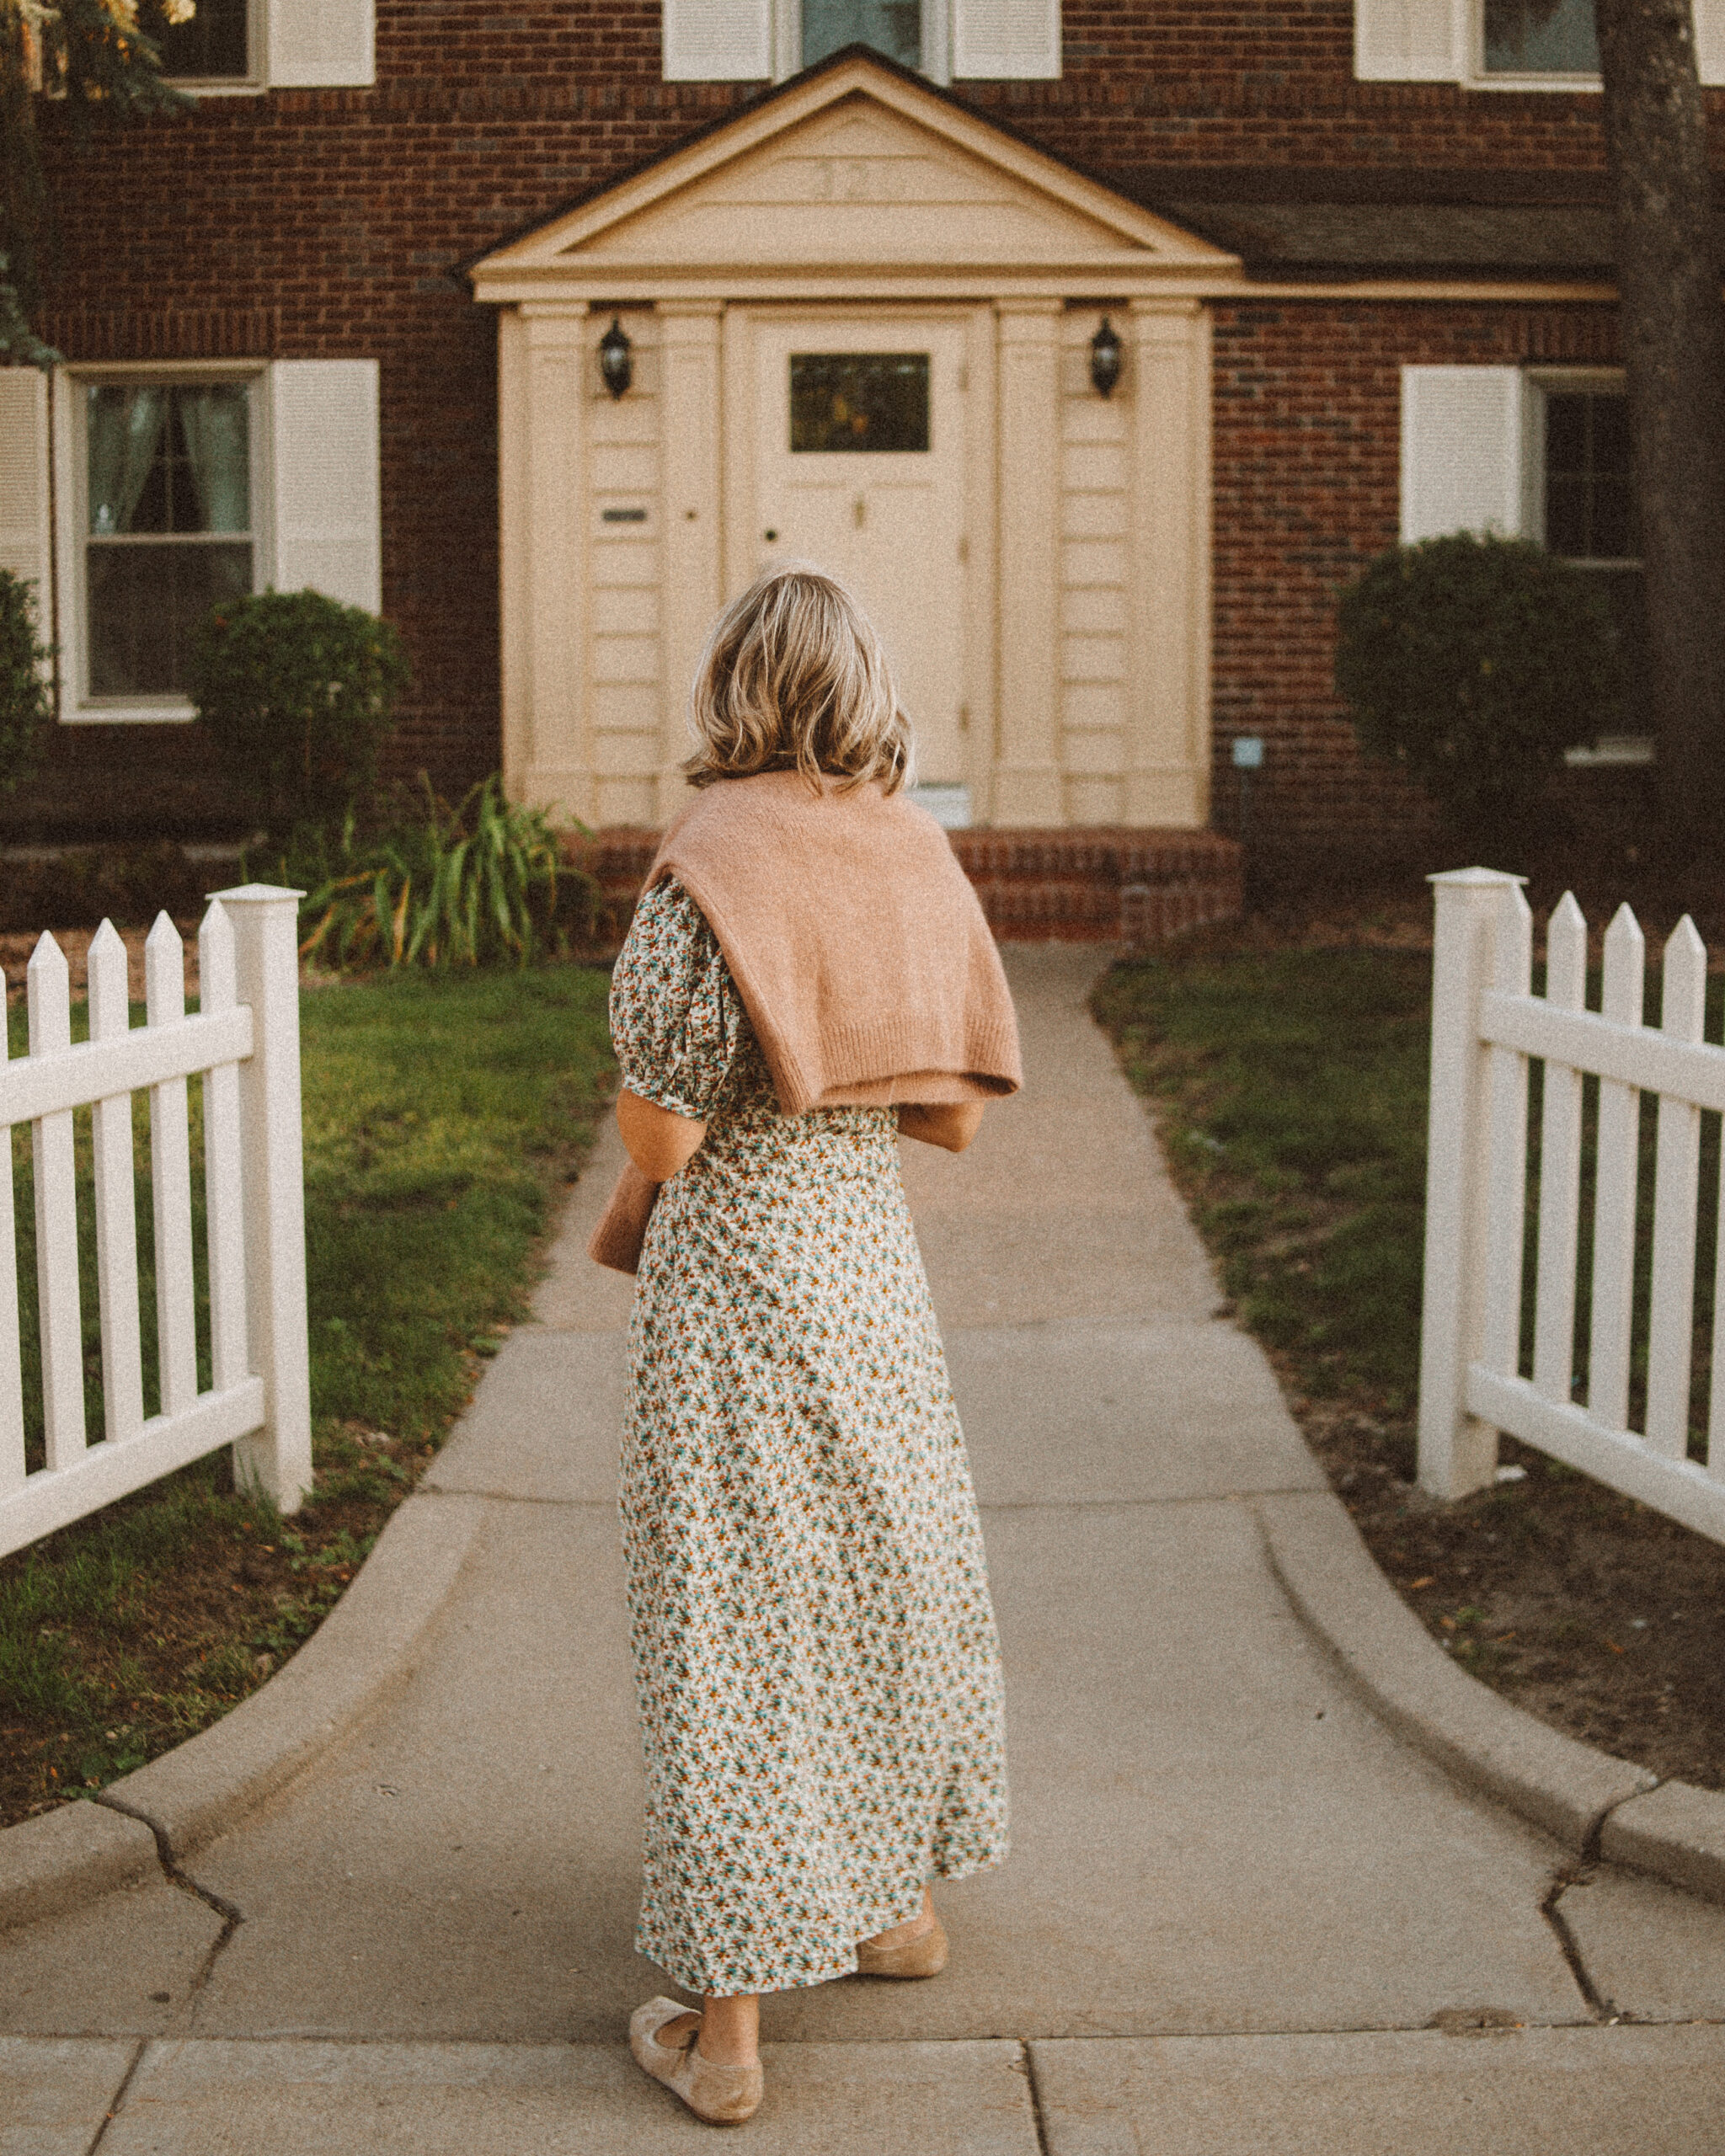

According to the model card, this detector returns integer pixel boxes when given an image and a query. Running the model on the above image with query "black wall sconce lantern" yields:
[599,316,633,399]
[1089,315,1123,399]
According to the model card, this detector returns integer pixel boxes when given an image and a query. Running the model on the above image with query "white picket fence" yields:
[1419,867,1725,1545]
[1,885,310,1560]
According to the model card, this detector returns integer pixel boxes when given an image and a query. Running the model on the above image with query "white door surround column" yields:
[1125,298,1212,829]
[657,302,726,822]
[992,298,1065,827]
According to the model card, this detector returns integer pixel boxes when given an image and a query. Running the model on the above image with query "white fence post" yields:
[1418,867,1525,1501]
[211,883,312,1515]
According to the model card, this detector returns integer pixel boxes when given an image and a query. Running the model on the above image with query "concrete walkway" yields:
[7,945,1725,2153]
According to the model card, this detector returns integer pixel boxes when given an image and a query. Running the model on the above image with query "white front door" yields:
[753,318,969,798]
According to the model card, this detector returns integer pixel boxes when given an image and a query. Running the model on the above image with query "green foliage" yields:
[1334,533,1624,856]
[267,775,599,971]
[0,564,52,795]
[188,589,410,839]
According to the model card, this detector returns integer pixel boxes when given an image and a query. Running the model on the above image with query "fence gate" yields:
[1419,867,1725,1545]
[0,885,310,1561]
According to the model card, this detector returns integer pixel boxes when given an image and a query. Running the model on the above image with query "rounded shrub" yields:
[1334,532,1624,856]
[189,589,410,838]
[0,567,54,798]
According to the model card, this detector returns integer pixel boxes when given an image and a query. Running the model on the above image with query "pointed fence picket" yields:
[1419,870,1725,1545]
[0,886,310,1561]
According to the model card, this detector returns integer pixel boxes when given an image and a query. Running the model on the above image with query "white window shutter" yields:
[1401,366,1525,543]
[1693,0,1725,83]
[1354,0,1461,79]
[0,367,53,657]
[270,360,381,612]
[953,0,1062,78]
[662,0,772,79]
[268,0,375,88]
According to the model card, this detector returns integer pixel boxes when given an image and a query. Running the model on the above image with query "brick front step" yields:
[572,826,1242,947]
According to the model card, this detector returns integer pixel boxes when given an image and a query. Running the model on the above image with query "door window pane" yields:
[790,355,930,452]
[140,0,250,78]
[85,380,255,698]
[1483,0,1598,73]
[802,0,921,69]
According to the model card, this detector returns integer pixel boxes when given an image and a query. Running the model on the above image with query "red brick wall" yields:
[13,3,1709,847]
[1208,297,1624,871]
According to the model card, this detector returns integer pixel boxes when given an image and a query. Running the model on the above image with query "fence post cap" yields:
[1426,867,1529,888]
[206,883,307,905]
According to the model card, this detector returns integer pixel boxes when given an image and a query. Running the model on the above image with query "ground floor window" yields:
[1530,375,1650,755]
[81,377,259,704]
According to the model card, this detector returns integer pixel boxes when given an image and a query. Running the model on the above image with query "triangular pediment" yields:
[473,56,1238,292]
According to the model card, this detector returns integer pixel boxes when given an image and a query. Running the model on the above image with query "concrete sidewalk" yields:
[6,945,1725,2153]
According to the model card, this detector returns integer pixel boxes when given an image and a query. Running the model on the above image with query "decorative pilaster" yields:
[515,307,594,825]
[1124,299,1212,829]
[657,303,725,825]
[992,300,1065,826]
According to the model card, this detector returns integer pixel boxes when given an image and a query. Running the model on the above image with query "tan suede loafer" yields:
[630,1997,765,2126]
[854,1908,948,1978]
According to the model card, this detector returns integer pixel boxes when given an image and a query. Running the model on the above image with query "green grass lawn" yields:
[1092,945,1434,1435]
[1,964,614,1824]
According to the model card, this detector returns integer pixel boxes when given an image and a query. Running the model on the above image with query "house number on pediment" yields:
[804,158,908,204]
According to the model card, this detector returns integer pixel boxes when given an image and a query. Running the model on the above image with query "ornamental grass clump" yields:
[0,567,53,798]
[1334,532,1624,858]
[190,589,410,840]
[278,774,598,971]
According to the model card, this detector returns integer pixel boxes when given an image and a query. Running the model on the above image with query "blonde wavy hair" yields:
[683,565,914,795]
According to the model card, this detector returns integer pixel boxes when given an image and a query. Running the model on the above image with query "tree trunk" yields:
[1594,0,1725,865]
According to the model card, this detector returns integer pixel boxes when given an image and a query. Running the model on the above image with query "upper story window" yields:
[803,0,923,70]
[137,0,376,91]
[1357,0,1723,88]
[141,0,252,80]
[662,0,1061,83]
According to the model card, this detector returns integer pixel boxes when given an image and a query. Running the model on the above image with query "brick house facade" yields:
[2,0,1719,870]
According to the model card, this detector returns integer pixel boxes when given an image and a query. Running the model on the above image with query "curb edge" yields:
[0,1485,489,1933]
[1249,1486,1725,1906]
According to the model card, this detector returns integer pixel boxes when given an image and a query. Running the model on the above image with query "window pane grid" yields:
[83,378,255,701]
[1545,392,1640,563]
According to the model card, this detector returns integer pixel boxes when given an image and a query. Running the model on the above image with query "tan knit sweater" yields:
[588,771,1020,1274]
[646,769,1022,1113]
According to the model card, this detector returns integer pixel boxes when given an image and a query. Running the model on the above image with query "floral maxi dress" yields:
[611,877,1011,1998]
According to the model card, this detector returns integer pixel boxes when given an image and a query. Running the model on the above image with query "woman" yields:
[595,565,1020,2127]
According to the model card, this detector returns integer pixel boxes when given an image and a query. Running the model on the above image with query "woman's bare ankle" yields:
[697,1991,760,2067]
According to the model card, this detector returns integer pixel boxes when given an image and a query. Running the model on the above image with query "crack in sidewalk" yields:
[1541,1860,1615,2023]
[93,1791,244,2009]
[1017,2037,1054,2153]
[82,2036,146,2156]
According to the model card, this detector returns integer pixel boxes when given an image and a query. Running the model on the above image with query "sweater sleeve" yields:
[608,877,745,1120]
